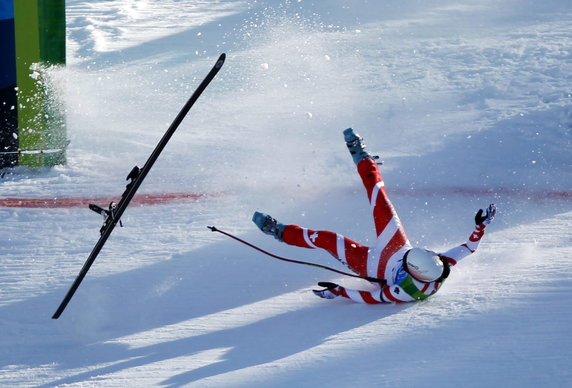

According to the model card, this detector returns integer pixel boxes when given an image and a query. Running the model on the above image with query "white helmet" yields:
[404,248,444,282]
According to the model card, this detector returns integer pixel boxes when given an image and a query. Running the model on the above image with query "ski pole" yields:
[207,226,387,285]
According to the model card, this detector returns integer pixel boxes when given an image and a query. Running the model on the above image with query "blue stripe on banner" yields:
[0,18,16,88]
[0,0,14,20]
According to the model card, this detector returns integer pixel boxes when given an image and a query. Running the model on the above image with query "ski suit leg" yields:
[357,158,411,280]
[282,225,370,276]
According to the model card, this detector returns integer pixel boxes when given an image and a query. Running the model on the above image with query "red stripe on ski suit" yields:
[357,158,403,239]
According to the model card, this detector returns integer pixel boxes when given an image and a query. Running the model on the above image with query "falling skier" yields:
[252,128,496,304]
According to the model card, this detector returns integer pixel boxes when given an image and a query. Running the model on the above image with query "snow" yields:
[1,0,571,386]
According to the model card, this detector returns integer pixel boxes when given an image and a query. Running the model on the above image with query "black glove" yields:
[475,204,496,225]
[312,282,340,299]
[317,282,339,289]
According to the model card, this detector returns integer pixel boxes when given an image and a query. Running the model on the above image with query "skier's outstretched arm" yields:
[440,204,496,266]
[313,281,428,304]
[314,280,441,304]
[313,282,392,304]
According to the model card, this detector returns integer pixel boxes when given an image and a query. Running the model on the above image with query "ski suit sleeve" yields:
[439,223,487,266]
[328,285,391,304]
[332,282,439,303]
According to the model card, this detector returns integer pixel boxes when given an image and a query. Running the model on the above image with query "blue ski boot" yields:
[252,211,285,241]
[343,128,381,166]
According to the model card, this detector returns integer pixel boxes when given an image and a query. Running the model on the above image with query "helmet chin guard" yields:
[404,248,444,283]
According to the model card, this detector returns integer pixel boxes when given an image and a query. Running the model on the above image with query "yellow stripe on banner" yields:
[14,0,43,166]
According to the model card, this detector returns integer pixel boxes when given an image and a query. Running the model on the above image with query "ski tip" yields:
[216,53,226,68]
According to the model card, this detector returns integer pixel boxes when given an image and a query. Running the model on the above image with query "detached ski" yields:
[52,53,226,319]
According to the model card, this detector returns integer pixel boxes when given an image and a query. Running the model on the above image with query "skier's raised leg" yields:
[344,129,411,280]
[253,212,369,276]
[344,128,407,240]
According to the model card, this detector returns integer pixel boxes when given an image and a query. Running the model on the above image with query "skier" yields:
[252,128,496,304]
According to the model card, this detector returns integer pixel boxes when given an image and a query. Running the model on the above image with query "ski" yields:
[52,53,226,319]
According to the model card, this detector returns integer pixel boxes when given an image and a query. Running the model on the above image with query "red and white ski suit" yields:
[282,158,488,303]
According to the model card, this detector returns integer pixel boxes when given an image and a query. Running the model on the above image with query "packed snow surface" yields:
[1,0,571,386]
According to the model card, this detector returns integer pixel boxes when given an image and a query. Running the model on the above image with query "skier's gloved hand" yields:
[475,204,496,226]
[312,282,340,299]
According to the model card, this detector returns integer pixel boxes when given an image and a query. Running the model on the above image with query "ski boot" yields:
[343,128,381,165]
[252,211,285,241]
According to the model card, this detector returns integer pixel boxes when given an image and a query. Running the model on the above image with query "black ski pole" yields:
[207,226,387,285]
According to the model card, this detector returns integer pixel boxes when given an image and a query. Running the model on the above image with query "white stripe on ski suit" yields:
[343,288,387,303]
[367,180,414,282]
[303,228,319,249]
[336,233,348,266]
[367,218,398,278]
[370,181,384,210]
[367,180,388,278]
[345,289,366,303]
[302,227,348,265]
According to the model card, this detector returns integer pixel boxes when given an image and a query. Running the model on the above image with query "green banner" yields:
[38,0,66,65]
[14,0,66,167]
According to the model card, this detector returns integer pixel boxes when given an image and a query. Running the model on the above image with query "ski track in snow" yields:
[1,0,571,387]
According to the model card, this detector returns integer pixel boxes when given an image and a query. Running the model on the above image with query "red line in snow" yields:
[387,187,572,201]
[0,192,212,208]
[449,187,572,201]
[1,187,570,209]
